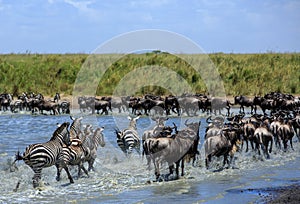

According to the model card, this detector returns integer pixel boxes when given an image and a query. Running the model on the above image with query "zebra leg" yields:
[79,164,89,178]
[55,164,62,181]
[88,159,95,172]
[32,168,43,188]
[63,166,74,183]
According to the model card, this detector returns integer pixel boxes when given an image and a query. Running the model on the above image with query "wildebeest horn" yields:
[206,115,212,123]
[172,122,178,133]
[185,119,189,126]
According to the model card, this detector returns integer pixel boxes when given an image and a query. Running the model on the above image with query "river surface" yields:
[0,110,299,204]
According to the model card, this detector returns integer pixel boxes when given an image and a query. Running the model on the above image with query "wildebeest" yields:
[204,125,242,170]
[210,97,231,116]
[37,100,59,115]
[143,120,200,181]
[253,125,273,159]
[278,120,295,151]
[234,95,254,114]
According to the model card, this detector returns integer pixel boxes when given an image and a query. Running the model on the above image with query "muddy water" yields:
[0,112,299,204]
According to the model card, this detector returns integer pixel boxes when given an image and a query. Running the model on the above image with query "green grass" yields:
[0,52,299,96]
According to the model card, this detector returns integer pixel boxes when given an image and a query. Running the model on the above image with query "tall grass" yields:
[0,53,299,96]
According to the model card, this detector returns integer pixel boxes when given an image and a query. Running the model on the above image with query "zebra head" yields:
[127,116,140,129]
[70,116,83,139]
[94,127,105,147]
[54,122,71,146]
[115,128,122,139]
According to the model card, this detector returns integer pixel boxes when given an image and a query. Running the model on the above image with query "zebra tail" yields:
[14,150,24,162]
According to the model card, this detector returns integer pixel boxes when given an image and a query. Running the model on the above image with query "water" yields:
[0,111,300,204]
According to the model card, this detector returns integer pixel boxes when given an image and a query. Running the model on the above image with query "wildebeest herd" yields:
[0,92,70,115]
[8,91,300,188]
[2,91,299,116]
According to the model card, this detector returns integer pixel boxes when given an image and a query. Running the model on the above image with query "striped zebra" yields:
[56,116,90,180]
[116,116,141,156]
[82,127,105,171]
[14,122,73,188]
[69,116,83,140]
[56,134,89,181]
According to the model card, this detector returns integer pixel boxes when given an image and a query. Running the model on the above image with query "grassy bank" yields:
[0,52,299,96]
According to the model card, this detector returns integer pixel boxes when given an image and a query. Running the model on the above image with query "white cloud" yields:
[64,0,94,12]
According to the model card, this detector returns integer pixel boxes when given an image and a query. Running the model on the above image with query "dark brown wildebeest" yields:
[234,95,254,114]
[253,125,273,159]
[204,126,242,170]
[143,120,200,181]
[278,120,295,151]
[38,100,59,115]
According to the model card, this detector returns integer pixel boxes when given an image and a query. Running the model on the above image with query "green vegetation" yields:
[0,52,299,96]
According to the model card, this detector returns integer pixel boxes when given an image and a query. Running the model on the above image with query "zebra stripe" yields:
[117,129,141,155]
[56,138,89,181]
[83,127,105,171]
[116,116,141,156]
[15,122,73,188]
[69,116,83,140]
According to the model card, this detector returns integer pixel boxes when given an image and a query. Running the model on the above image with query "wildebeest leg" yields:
[227,107,230,116]
[256,143,261,155]
[244,140,249,152]
[181,159,184,176]
[223,154,229,168]
[205,155,211,169]
[169,163,174,175]
[264,143,270,159]
[154,160,160,181]
[269,138,273,153]
[290,139,294,150]
[283,141,288,152]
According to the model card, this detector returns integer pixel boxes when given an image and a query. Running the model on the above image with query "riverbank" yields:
[256,183,300,204]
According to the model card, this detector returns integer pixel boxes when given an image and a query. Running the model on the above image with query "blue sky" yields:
[0,0,299,53]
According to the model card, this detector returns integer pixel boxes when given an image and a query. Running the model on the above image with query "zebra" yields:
[56,116,91,179]
[83,127,105,172]
[56,134,89,181]
[116,116,141,156]
[14,122,73,188]
[69,116,83,140]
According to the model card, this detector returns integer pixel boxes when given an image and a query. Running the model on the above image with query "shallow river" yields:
[0,111,299,204]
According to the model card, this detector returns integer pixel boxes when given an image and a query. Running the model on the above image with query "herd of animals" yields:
[5,91,300,188]
[1,91,300,116]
